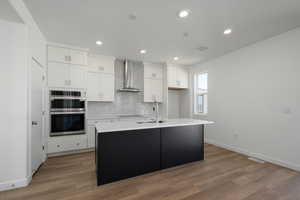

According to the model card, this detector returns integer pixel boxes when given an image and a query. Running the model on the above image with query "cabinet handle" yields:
[65,80,69,86]
[69,80,71,86]
[57,145,60,148]
[152,73,156,78]
[64,56,68,62]
[76,143,80,146]
[69,56,72,62]
[98,66,104,71]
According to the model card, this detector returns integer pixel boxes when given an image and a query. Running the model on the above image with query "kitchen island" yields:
[95,119,213,185]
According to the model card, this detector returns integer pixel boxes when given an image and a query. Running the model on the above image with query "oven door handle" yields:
[50,111,86,115]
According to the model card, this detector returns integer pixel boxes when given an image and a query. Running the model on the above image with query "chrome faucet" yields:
[153,99,159,123]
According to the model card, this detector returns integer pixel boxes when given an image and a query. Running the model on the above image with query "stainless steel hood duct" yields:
[118,59,141,92]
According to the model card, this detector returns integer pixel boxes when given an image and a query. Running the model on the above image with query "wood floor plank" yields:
[1,144,299,200]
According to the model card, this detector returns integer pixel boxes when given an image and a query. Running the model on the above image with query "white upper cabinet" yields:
[48,45,87,66]
[176,66,189,88]
[69,66,86,89]
[47,45,88,89]
[86,55,115,102]
[48,62,86,89]
[48,46,70,64]
[144,63,163,80]
[48,62,70,88]
[144,63,164,103]
[70,49,87,66]
[88,54,115,74]
[167,66,177,87]
[167,64,189,89]
[87,72,115,102]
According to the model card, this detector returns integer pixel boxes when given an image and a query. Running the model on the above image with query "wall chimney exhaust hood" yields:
[118,59,141,92]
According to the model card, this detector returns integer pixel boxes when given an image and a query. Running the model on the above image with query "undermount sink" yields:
[137,120,165,124]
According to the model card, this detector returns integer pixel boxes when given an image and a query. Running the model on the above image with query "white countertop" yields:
[96,118,214,133]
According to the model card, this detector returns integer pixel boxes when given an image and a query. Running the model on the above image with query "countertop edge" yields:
[96,120,214,133]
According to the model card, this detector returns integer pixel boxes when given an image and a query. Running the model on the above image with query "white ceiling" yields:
[0,1,23,23]
[24,0,300,65]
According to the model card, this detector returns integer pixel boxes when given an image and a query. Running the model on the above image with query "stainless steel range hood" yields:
[118,59,141,92]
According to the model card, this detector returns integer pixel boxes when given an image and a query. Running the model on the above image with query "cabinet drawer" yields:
[144,63,163,79]
[47,135,88,153]
[47,137,64,153]
[62,135,88,151]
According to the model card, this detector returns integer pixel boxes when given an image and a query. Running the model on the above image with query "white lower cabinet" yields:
[47,135,88,154]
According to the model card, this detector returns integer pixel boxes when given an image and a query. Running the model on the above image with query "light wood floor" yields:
[1,144,300,200]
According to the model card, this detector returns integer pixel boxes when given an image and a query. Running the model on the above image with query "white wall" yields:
[191,27,300,171]
[9,0,47,66]
[0,20,29,190]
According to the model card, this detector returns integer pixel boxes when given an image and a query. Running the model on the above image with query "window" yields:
[194,72,208,114]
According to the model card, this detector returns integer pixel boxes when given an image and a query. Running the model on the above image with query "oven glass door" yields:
[51,113,85,136]
[51,99,85,111]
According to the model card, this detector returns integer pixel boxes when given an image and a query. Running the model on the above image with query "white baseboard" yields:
[0,176,31,192]
[205,139,300,172]
[47,148,94,158]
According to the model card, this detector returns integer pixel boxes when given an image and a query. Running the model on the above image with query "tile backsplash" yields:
[87,59,162,119]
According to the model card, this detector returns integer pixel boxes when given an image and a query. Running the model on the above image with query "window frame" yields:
[193,72,208,115]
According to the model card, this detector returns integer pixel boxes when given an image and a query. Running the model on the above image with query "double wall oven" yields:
[50,90,86,137]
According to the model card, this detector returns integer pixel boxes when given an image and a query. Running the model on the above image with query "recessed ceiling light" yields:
[96,41,103,46]
[223,29,232,35]
[140,49,147,54]
[178,10,190,18]
[174,57,179,61]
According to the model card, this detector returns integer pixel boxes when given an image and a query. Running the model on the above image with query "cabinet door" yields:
[144,78,163,102]
[47,137,64,153]
[87,72,114,102]
[70,49,87,65]
[88,125,96,148]
[69,65,86,89]
[87,72,101,101]
[48,46,70,63]
[144,63,163,79]
[48,62,70,88]
[167,66,177,88]
[88,55,115,74]
[99,73,115,101]
[62,135,88,151]
[161,125,204,169]
[177,67,189,89]
[98,129,161,185]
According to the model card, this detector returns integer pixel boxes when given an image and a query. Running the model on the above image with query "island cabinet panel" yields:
[161,125,204,169]
[98,129,161,185]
